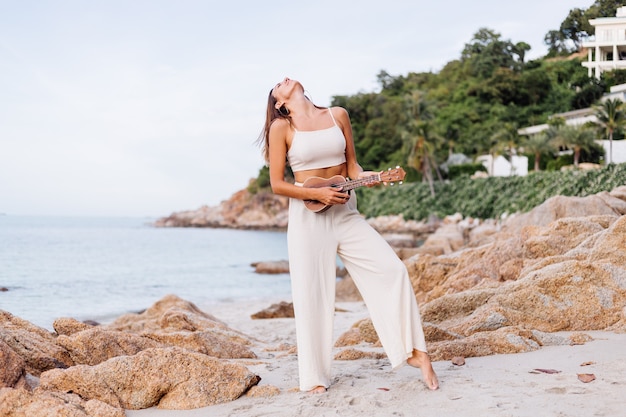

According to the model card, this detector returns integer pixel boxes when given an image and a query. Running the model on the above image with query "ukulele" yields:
[302,166,406,213]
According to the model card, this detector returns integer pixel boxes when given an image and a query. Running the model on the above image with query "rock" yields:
[246,385,281,398]
[0,340,28,389]
[55,328,162,365]
[394,247,424,260]
[498,258,524,281]
[382,233,417,248]
[420,289,497,324]
[252,260,290,274]
[0,388,125,417]
[503,193,621,234]
[105,295,257,359]
[342,187,626,363]
[428,327,540,361]
[251,301,294,319]
[154,187,289,230]
[521,216,611,259]
[451,356,465,366]
[367,214,436,237]
[146,330,257,359]
[106,294,226,332]
[468,221,500,246]
[419,224,465,255]
[0,310,73,376]
[530,330,572,346]
[334,349,387,361]
[355,319,380,344]
[336,275,363,302]
[39,347,260,410]
[53,317,97,336]
[335,318,381,347]
[609,185,626,202]
[334,328,362,347]
[422,323,462,342]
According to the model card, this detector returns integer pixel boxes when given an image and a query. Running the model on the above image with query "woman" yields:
[258,77,439,393]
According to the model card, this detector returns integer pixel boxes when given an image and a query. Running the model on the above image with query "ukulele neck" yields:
[335,174,381,192]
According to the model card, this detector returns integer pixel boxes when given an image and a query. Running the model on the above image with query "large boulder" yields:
[104,294,256,359]
[39,347,261,410]
[0,311,73,376]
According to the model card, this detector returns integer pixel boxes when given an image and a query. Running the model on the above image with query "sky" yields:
[0,0,593,217]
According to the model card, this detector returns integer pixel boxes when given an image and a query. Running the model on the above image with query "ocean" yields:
[0,216,291,330]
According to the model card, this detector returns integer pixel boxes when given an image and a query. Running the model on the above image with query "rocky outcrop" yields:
[39,347,260,410]
[335,186,626,361]
[0,295,261,415]
[154,187,289,230]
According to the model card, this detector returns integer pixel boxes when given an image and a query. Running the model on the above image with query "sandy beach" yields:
[123,297,626,417]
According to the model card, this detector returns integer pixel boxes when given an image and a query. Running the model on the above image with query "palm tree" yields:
[406,122,441,197]
[593,98,626,164]
[488,123,519,175]
[552,124,596,167]
[401,91,441,196]
[521,132,557,171]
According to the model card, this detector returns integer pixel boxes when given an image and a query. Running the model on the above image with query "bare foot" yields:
[307,386,327,394]
[407,349,439,390]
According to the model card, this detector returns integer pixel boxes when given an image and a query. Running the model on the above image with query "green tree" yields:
[560,8,592,51]
[552,124,596,167]
[513,42,531,64]
[592,98,626,164]
[585,0,625,24]
[521,131,557,171]
[461,28,522,78]
[544,30,569,57]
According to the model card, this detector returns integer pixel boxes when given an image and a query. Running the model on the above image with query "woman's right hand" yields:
[312,186,350,206]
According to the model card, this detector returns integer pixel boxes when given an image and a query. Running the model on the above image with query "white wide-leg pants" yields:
[288,190,428,391]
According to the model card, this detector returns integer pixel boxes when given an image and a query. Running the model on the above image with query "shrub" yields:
[357,163,626,220]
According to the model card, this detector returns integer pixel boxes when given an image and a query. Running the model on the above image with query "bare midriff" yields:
[293,163,348,184]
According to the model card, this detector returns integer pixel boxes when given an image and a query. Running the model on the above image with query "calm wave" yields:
[0,216,291,329]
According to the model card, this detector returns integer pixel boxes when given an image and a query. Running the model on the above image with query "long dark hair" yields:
[257,89,291,164]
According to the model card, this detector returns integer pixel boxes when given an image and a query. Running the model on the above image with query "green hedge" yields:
[448,163,488,179]
[356,163,626,221]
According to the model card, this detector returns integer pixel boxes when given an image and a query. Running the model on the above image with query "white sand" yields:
[125,298,626,417]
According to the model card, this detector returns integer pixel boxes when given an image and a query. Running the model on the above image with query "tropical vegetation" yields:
[249,0,626,221]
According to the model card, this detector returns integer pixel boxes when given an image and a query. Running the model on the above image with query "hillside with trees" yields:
[249,0,626,221]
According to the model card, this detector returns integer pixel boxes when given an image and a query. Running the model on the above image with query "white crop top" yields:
[287,109,347,172]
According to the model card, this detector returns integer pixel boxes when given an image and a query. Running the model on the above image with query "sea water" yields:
[0,216,291,330]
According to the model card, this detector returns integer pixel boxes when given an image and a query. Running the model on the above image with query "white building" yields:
[476,154,528,177]
[598,139,626,163]
[517,5,626,165]
[582,6,626,79]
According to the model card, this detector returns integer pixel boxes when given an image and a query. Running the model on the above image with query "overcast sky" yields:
[0,0,592,217]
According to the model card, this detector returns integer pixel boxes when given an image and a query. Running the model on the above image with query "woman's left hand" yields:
[358,171,381,187]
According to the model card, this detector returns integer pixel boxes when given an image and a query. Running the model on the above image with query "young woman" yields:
[258,77,439,393]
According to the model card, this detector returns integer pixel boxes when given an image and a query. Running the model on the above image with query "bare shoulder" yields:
[269,117,291,133]
[329,106,350,124]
